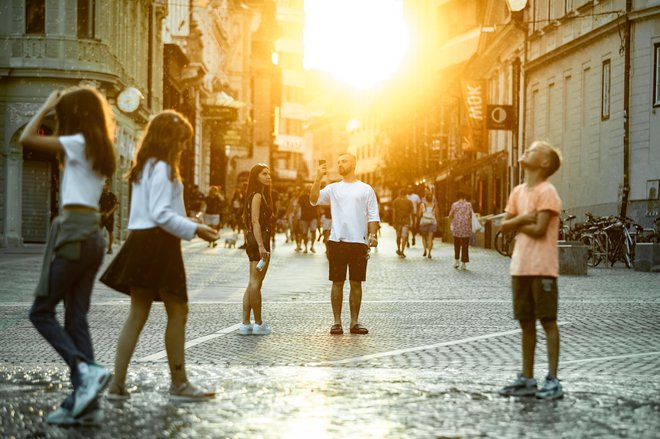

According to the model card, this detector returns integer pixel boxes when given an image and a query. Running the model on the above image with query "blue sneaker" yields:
[72,364,112,417]
[78,407,104,426]
[46,406,104,426]
[498,373,538,397]
[46,407,77,426]
[536,375,564,400]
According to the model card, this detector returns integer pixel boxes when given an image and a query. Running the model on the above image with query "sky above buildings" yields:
[303,0,410,90]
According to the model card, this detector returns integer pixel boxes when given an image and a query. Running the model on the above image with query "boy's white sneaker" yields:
[536,375,564,400]
[498,373,538,397]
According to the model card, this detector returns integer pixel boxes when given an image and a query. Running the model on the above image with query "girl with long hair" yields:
[239,164,274,335]
[20,87,116,425]
[100,110,218,401]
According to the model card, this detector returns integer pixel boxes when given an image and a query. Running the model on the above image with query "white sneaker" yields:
[461,262,467,270]
[454,260,459,269]
[238,323,253,335]
[252,322,272,335]
[72,364,112,417]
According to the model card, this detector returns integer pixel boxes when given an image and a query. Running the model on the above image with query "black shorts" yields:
[511,276,558,321]
[327,241,369,282]
[245,230,271,262]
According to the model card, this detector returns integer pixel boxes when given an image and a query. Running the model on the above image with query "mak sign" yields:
[461,80,487,153]
[487,105,514,130]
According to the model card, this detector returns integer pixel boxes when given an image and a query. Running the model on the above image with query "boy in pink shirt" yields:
[498,140,564,400]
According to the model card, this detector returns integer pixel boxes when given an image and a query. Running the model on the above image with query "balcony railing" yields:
[1,36,140,89]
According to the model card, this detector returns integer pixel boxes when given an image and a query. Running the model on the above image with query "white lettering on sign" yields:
[467,85,483,120]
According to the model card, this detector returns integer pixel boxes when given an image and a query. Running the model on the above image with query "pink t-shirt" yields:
[505,181,562,277]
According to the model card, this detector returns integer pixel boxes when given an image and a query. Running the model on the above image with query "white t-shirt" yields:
[59,134,105,209]
[312,180,380,245]
[128,159,197,240]
[407,193,421,215]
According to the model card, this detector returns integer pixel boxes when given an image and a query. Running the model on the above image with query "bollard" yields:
[558,242,588,275]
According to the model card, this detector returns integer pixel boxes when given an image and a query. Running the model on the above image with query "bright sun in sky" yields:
[304,0,410,90]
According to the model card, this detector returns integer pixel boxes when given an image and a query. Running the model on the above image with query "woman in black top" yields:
[239,164,273,336]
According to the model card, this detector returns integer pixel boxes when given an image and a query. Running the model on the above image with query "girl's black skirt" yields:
[100,228,187,302]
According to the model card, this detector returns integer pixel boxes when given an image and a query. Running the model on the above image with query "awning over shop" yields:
[434,150,508,183]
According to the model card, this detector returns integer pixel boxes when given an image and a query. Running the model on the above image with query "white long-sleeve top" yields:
[127,159,197,241]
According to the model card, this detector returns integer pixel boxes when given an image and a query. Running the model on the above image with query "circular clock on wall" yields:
[117,87,143,113]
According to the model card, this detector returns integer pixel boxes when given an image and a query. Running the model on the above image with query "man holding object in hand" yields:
[310,153,380,335]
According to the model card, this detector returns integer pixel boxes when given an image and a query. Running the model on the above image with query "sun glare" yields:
[304,0,410,90]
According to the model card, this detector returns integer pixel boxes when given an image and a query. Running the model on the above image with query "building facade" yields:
[523,0,660,226]
[0,0,167,247]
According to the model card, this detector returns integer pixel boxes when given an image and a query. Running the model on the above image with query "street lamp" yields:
[505,0,527,12]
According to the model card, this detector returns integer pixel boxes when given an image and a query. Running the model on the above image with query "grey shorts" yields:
[511,276,558,321]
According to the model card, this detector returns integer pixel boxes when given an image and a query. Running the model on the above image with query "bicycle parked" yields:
[577,213,643,268]
[494,230,516,258]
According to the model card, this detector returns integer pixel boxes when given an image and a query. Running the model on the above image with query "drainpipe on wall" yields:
[620,0,632,219]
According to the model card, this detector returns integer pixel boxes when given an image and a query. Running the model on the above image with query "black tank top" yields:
[246,192,272,235]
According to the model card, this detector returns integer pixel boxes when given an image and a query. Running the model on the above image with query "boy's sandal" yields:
[107,381,131,401]
[329,324,343,335]
[169,381,216,402]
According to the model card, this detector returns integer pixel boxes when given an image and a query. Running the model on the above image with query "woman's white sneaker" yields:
[238,323,253,335]
[252,322,272,335]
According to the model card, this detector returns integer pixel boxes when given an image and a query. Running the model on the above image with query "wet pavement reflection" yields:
[1,364,659,438]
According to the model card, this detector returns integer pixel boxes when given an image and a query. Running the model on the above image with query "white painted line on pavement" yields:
[136,323,241,363]
[562,351,660,364]
[307,322,571,367]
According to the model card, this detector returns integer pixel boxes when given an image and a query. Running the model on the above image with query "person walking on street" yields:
[101,111,218,402]
[406,186,421,247]
[99,182,119,254]
[21,87,116,425]
[392,189,414,257]
[497,140,564,400]
[203,185,223,246]
[310,153,380,335]
[239,164,274,336]
[448,192,473,269]
[418,193,438,259]
[298,185,319,254]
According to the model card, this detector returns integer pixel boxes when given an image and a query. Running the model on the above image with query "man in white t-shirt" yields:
[406,185,421,246]
[310,153,380,335]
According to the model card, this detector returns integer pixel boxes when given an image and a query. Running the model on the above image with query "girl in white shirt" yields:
[20,87,116,425]
[101,111,218,401]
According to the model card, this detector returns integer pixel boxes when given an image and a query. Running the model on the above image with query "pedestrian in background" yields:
[101,111,218,402]
[406,185,421,247]
[418,192,438,259]
[21,87,116,425]
[203,185,223,247]
[498,140,564,400]
[99,181,119,254]
[187,184,205,220]
[239,164,274,336]
[448,192,473,270]
[298,184,319,254]
[311,153,380,335]
[392,188,413,258]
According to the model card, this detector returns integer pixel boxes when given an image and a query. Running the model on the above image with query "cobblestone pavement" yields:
[0,227,659,438]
